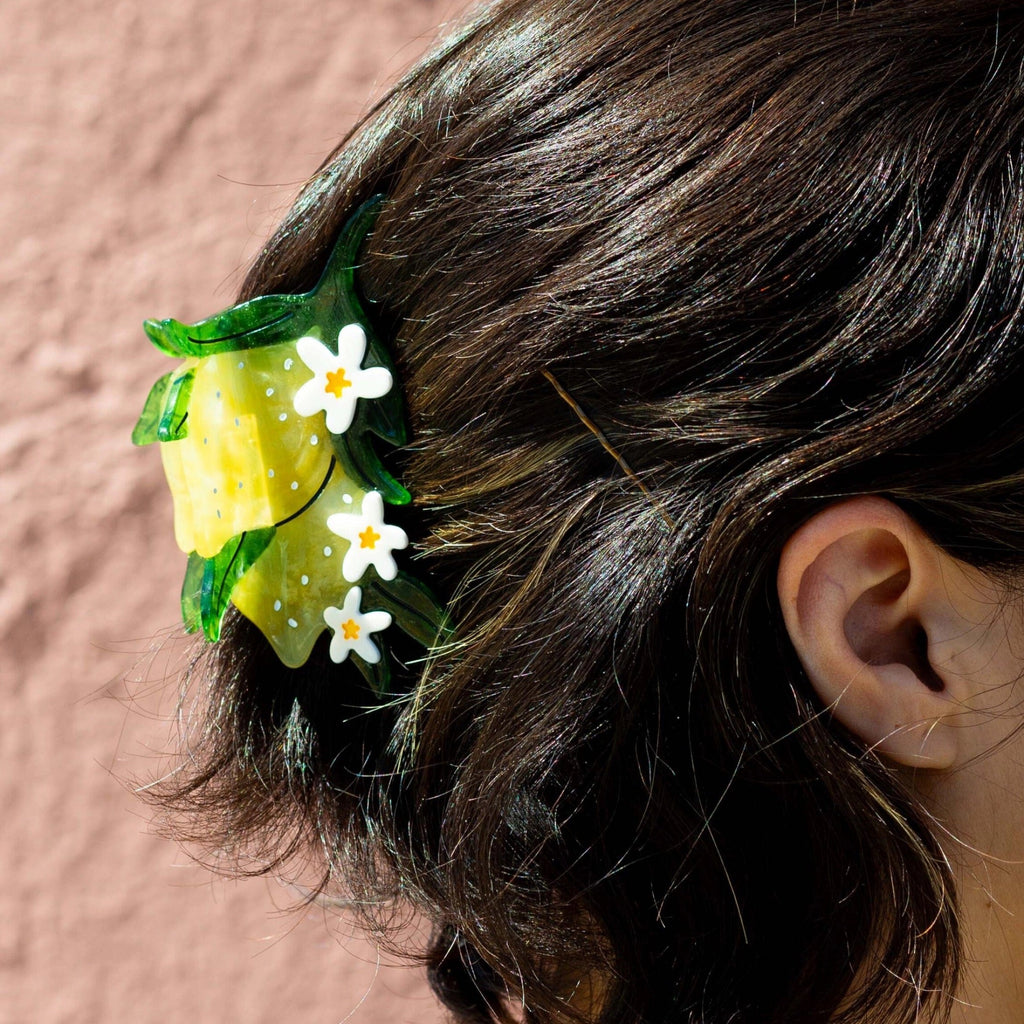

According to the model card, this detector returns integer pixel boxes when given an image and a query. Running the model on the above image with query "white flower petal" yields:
[366,548,399,582]
[340,544,372,583]
[328,630,353,663]
[353,634,383,664]
[354,366,392,400]
[336,323,368,365]
[362,491,385,520]
[342,587,364,617]
[325,513,347,536]
[323,396,358,434]
[296,335,334,372]
[382,524,409,549]
[293,377,327,418]
[362,610,393,634]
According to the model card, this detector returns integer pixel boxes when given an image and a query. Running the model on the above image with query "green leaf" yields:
[183,528,276,642]
[362,373,408,447]
[132,372,173,446]
[349,649,391,699]
[330,417,411,505]
[143,294,309,358]
[363,572,448,647]
[157,367,195,441]
[308,195,385,333]
[180,552,206,633]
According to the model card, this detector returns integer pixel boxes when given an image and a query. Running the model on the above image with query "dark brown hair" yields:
[154,2,1024,1022]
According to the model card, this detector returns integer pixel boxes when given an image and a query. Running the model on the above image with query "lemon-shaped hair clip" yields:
[134,197,444,694]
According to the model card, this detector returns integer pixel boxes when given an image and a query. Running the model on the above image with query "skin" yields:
[777,497,1024,1024]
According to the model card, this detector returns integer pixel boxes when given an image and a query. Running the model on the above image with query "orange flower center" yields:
[359,525,381,549]
[324,368,352,398]
[342,619,360,640]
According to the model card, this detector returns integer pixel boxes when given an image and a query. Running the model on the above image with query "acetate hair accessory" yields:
[133,197,444,694]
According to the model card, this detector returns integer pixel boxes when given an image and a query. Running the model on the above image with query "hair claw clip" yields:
[134,197,444,693]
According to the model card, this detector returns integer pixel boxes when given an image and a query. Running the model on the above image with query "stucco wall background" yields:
[1,1,470,1021]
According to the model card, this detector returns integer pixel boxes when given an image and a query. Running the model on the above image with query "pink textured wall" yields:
[1,1,470,1021]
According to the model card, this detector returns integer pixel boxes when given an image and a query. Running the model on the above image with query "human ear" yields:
[776,497,979,769]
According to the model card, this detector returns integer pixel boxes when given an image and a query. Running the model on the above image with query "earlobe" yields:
[777,497,966,769]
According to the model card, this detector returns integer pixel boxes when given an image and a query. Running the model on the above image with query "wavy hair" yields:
[153,2,1024,1021]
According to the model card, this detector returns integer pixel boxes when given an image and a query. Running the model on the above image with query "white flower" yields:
[292,324,392,434]
[326,490,408,583]
[323,587,392,664]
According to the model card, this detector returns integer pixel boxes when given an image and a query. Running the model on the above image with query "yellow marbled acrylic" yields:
[232,468,367,667]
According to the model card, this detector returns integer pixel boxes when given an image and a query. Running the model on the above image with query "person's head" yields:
[155,2,1024,1022]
